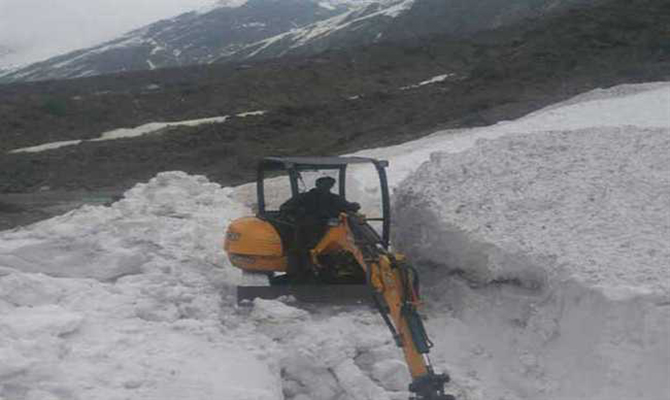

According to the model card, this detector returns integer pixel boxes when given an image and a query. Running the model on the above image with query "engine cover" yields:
[224,217,287,273]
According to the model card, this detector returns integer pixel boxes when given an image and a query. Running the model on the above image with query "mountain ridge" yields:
[0,0,597,84]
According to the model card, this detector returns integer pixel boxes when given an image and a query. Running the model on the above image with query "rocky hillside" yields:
[0,0,668,229]
[0,0,596,83]
[0,0,378,83]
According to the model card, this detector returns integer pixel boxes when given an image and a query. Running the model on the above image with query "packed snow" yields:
[394,128,669,294]
[1,82,669,400]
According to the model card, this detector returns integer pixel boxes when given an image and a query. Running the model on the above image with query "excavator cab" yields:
[225,156,391,297]
[223,156,455,400]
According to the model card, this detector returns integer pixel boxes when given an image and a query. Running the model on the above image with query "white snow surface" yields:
[400,73,455,90]
[1,82,669,400]
[394,128,670,295]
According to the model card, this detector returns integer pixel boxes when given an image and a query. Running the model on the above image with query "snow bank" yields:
[350,81,670,192]
[244,299,412,400]
[0,172,407,400]
[0,172,283,400]
[393,127,670,399]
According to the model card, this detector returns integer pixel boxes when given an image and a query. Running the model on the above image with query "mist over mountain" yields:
[0,0,349,83]
[0,0,594,83]
[0,45,16,71]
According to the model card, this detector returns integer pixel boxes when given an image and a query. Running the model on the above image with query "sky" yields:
[0,0,217,68]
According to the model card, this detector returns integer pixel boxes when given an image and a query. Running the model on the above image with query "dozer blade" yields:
[237,284,373,305]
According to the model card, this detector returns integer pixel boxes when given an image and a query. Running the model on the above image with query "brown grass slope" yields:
[0,0,668,195]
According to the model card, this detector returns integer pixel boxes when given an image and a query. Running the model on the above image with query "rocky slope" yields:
[0,0,668,229]
[0,0,596,83]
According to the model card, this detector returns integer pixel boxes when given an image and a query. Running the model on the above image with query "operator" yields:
[280,176,360,220]
[279,176,360,281]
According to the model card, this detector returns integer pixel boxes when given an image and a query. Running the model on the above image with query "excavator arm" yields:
[368,254,452,400]
[310,214,454,400]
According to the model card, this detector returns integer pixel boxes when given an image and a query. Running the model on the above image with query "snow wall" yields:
[393,127,670,400]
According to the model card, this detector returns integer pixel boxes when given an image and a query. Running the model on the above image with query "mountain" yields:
[235,0,598,60]
[1,0,668,196]
[0,0,348,83]
[0,0,595,83]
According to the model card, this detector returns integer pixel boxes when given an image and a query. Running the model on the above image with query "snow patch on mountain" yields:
[196,0,250,14]
[400,73,456,90]
[244,0,414,57]
[1,0,351,83]
[8,111,266,154]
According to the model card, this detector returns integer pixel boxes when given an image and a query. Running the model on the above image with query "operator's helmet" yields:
[315,176,336,189]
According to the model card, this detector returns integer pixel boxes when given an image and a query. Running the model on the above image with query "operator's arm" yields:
[280,192,307,215]
[332,195,360,213]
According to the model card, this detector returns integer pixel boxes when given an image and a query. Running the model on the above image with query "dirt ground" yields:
[0,189,122,231]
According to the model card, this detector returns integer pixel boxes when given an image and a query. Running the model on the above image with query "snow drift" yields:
[391,121,670,399]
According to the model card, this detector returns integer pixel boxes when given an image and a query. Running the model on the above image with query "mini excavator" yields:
[224,157,454,400]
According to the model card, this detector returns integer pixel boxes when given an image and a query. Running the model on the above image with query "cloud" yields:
[0,0,215,66]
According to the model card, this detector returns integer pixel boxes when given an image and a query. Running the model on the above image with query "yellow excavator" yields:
[224,156,454,400]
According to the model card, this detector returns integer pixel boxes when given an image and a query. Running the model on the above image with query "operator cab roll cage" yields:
[256,156,391,249]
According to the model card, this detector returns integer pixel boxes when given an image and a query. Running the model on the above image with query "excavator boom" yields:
[224,156,454,399]
[309,214,454,400]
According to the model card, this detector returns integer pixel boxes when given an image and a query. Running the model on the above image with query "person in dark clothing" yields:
[279,176,360,282]
[280,176,360,220]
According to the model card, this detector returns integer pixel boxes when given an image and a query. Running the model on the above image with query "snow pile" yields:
[395,128,670,292]
[392,128,670,399]
[0,172,409,400]
[351,81,670,191]
[243,299,412,400]
[0,172,283,400]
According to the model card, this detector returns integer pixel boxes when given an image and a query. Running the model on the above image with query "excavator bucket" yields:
[237,284,373,305]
